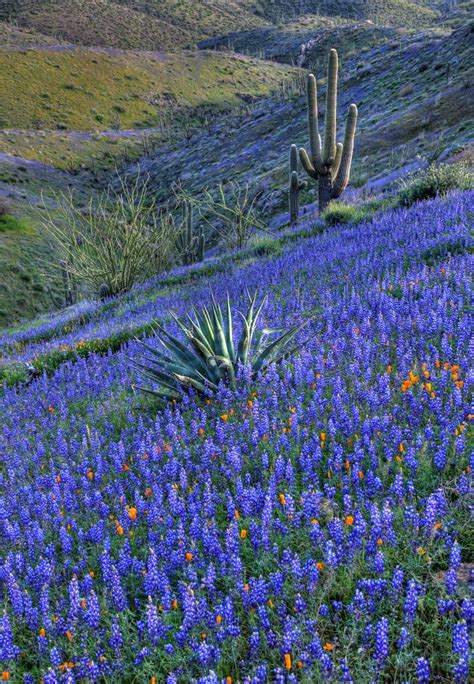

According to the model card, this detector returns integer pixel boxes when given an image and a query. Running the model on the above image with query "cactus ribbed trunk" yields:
[318,174,332,213]
[297,49,358,215]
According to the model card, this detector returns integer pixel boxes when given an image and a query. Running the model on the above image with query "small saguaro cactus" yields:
[289,144,306,226]
[177,201,205,266]
[298,49,358,213]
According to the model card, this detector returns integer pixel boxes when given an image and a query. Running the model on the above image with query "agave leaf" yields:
[136,385,180,400]
[252,321,309,373]
[236,312,251,365]
[214,354,237,387]
[174,374,211,395]
[248,295,267,351]
[210,298,230,361]
[225,293,236,363]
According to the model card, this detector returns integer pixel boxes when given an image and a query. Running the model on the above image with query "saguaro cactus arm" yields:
[323,49,338,166]
[289,145,306,226]
[332,104,358,198]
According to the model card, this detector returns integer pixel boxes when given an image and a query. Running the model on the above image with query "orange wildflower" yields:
[221,414,228,422]
[284,654,292,671]
[172,599,178,609]
[185,552,193,562]
[345,515,354,526]
[116,525,124,536]
[316,562,325,571]
[323,642,334,651]
[39,627,46,637]
[2,673,9,681]
[244,583,249,592]
[145,488,152,496]
[216,614,223,624]
[65,629,73,642]
[279,493,286,505]
[240,529,247,539]
[128,507,137,521]
[226,678,232,684]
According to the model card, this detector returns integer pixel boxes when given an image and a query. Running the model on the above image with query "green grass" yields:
[0,226,59,328]
[0,213,32,233]
[0,48,297,132]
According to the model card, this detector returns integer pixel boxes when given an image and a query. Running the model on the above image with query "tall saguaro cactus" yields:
[298,49,358,212]
[289,144,306,226]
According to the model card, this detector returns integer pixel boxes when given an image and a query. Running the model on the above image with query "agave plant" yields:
[134,292,310,399]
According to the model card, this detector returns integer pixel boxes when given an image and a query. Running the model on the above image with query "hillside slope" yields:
[124,25,474,210]
[0,191,471,682]
[0,0,447,51]
[0,0,267,50]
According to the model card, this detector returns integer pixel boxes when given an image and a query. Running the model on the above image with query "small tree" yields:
[40,175,177,299]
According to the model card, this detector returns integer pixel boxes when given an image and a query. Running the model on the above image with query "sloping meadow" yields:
[0,193,472,682]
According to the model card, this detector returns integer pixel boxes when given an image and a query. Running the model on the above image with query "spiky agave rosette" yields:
[133,292,311,399]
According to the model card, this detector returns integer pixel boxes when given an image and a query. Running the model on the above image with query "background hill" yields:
[0,0,461,50]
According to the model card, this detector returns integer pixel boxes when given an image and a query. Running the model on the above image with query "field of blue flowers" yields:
[0,192,472,683]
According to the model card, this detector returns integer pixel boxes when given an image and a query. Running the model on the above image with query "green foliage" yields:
[421,239,471,267]
[321,202,365,226]
[0,213,32,233]
[134,292,311,400]
[398,163,474,207]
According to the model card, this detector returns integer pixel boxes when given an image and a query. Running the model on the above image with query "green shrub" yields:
[398,162,474,208]
[0,213,31,233]
[321,202,365,226]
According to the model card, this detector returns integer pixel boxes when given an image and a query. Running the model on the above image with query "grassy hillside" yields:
[0,0,446,52]
[0,48,297,132]
[0,0,267,50]
[249,0,439,25]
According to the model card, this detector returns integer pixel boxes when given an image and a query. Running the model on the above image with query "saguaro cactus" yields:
[298,49,358,212]
[178,201,205,266]
[289,144,306,226]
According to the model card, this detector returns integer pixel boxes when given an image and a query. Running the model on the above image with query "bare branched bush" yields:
[179,182,266,250]
[39,175,177,299]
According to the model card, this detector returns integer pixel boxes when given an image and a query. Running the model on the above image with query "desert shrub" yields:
[183,182,266,250]
[39,175,177,298]
[398,162,474,207]
[322,202,365,226]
